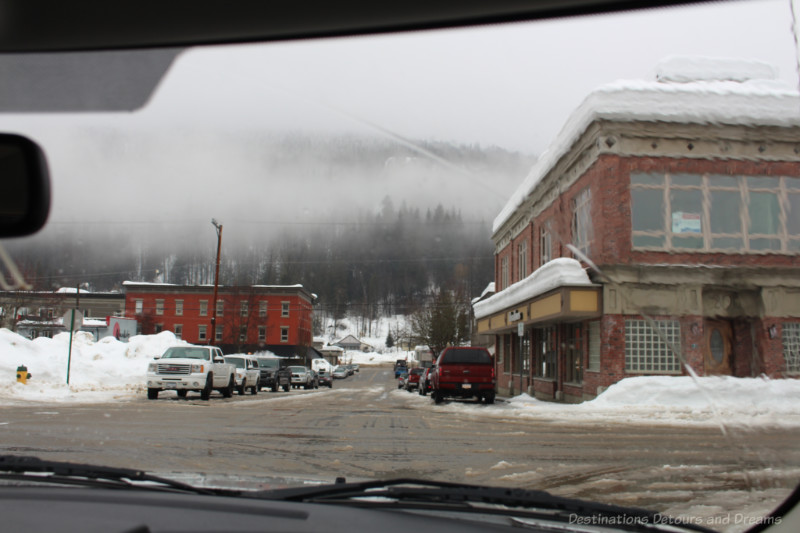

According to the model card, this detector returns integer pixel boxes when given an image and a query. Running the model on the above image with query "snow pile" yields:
[0,328,187,404]
[499,375,800,427]
[655,56,778,83]
[473,258,594,319]
[493,56,800,233]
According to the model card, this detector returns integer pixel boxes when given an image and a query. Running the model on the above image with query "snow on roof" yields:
[493,56,800,235]
[471,282,496,305]
[473,258,594,319]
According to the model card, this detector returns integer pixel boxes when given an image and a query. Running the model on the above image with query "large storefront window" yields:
[533,326,557,379]
[625,319,681,373]
[631,172,800,252]
[503,334,512,373]
[564,323,583,384]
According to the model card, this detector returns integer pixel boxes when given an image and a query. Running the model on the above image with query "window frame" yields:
[571,188,592,257]
[517,239,528,280]
[631,172,800,253]
[199,300,208,317]
[783,323,800,374]
[540,224,551,266]
[624,319,681,374]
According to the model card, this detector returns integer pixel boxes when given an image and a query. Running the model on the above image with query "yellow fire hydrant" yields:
[16,365,31,384]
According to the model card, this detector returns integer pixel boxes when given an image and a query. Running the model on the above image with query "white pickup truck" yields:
[146,346,236,400]
[224,355,260,395]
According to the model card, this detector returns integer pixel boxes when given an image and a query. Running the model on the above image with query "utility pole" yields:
[210,219,223,346]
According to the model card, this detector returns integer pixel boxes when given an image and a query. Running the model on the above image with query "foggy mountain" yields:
[6,130,534,316]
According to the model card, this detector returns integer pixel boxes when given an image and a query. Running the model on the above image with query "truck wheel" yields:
[251,380,258,395]
[484,393,496,405]
[177,390,187,398]
[147,388,158,400]
[238,380,246,395]
[433,390,443,404]
[283,383,290,392]
[271,381,279,392]
[200,375,213,400]
[222,375,235,398]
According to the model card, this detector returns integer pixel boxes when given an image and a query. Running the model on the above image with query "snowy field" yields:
[2,327,800,430]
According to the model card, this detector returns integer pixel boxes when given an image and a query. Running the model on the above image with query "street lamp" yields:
[210,219,223,346]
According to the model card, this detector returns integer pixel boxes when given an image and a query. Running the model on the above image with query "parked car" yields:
[146,346,236,400]
[393,360,408,378]
[352,364,360,373]
[430,347,496,404]
[317,369,333,388]
[288,366,315,389]
[397,372,408,389]
[309,369,320,389]
[404,367,425,392]
[418,367,434,396]
[332,366,348,379]
[224,355,260,395]
[255,357,291,392]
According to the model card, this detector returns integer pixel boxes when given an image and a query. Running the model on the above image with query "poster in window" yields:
[672,212,701,233]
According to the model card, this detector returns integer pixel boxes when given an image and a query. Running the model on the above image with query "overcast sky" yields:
[3,0,799,238]
[143,0,799,154]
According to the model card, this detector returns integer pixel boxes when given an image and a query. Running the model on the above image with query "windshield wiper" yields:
[252,478,716,533]
[0,455,234,496]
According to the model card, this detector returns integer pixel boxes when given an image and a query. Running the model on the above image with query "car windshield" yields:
[1,1,799,532]
[440,349,492,365]
[160,348,208,360]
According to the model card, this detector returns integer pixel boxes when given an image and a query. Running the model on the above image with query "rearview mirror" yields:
[0,134,50,237]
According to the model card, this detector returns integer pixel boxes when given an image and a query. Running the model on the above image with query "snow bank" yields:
[0,328,187,404]
[500,375,800,428]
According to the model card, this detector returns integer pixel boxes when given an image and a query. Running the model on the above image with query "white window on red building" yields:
[199,300,208,317]
[216,299,224,316]
[517,240,527,280]
[215,326,223,342]
[174,324,182,339]
[281,301,290,317]
[198,325,207,341]
[135,299,143,314]
[280,327,289,343]
[155,299,164,316]
[540,225,551,267]
[258,326,266,342]
[241,301,248,317]
[175,300,183,316]
[571,188,592,257]
[259,301,267,318]
[500,256,509,290]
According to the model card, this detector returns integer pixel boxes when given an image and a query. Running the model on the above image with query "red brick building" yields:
[123,282,316,354]
[474,58,800,401]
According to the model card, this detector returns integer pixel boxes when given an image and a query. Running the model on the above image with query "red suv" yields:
[430,347,496,404]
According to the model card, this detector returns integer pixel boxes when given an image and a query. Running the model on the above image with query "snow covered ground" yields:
[2,327,800,430]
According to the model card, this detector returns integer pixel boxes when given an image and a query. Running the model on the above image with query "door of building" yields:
[704,320,733,375]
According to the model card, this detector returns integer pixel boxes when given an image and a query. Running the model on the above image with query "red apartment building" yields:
[474,58,800,401]
[123,282,316,354]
